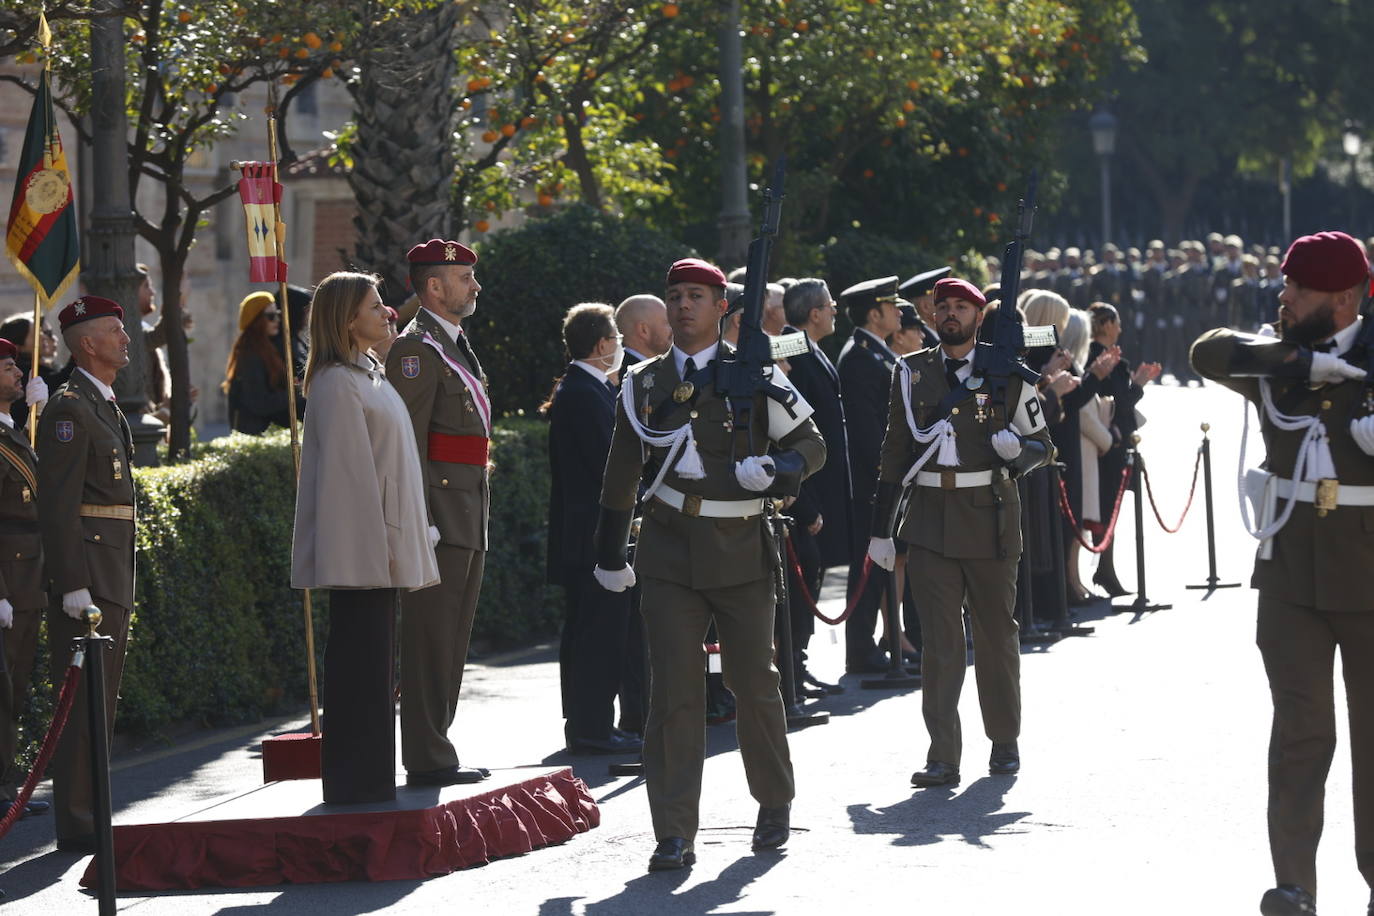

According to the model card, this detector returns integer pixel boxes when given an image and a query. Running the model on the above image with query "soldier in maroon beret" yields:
[39,294,136,850]
[1192,230,1374,916]
[384,239,492,787]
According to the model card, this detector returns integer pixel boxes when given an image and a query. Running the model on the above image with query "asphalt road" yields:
[0,379,1367,915]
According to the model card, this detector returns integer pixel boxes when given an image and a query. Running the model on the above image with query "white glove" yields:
[734,455,775,492]
[593,564,637,593]
[428,525,440,548]
[0,598,12,629]
[867,537,896,572]
[991,429,1024,461]
[62,588,93,621]
[24,376,48,413]
[1351,416,1374,457]
[1309,351,1367,385]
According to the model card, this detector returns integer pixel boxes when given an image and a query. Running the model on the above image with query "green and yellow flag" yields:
[5,47,80,310]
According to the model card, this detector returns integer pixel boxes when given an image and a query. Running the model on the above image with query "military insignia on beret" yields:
[444,244,457,261]
[401,355,420,378]
[74,301,86,315]
[56,420,74,442]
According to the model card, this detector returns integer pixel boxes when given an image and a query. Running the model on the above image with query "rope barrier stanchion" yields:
[784,539,871,627]
[770,509,829,730]
[0,657,82,842]
[1047,463,1094,637]
[1185,422,1243,595]
[1141,442,1202,533]
[1113,440,1172,616]
[76,606,118,914]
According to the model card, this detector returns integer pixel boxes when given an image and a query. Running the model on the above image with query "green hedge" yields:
[17,420,559,768]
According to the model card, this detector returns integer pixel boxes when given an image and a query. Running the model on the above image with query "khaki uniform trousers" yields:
[400,543,484,774]
[641,575,793,843]
[1,607,42,799]
[908,545,1021,766]
[1257,595,1374,895]
[47,598,130,841]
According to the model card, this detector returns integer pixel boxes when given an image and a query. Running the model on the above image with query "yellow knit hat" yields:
[237,291,275,330]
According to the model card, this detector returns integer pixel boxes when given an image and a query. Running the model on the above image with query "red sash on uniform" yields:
[428,432,489,466]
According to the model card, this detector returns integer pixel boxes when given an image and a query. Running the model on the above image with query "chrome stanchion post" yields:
[79,606,117,915]
[1113,438,1172,614]
[1186,422,1242,594]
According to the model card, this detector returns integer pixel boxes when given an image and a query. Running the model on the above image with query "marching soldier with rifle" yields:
[867,182,1055,789]
[1191,230,1374,916]
[592,165,826,872]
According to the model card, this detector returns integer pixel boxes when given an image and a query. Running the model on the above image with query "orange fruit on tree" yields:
[206,83,218,93]
[481,130,500,142]
[895,116,907,128]
[538,194,554,207]
[501,123,516,137]
[294,48,310,59]
[520,115,537,128]
[663,3,679,17]
[278,46,290,58]
[902,100,915,112]
[329,41,343,52]
[321,68,333,79]
[303,32,322,49]
[474,220,490,233]
[467,78,484,92]
[177,10,191,23]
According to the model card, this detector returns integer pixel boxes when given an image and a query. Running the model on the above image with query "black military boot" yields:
[1259,884,1316,916]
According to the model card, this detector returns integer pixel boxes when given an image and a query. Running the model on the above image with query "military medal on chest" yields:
[975,392,989,423]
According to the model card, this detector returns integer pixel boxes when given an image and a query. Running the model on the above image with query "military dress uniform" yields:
[0,395,44,811]
[1190,230,1374,912]
[595,262,826,859]
[837,278,901,670]
[385,241,490,782]
[38,299,136,845]
[872,278,1053,780]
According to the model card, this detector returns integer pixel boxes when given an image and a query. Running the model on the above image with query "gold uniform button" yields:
[1317,508,1329,518]
[1322,400,1333,410]
[951,407,960,415]
[441,478,449,486]
[689,410,699,419]
[93,534,101,542]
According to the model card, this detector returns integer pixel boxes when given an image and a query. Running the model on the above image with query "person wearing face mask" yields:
[542,303,642,755]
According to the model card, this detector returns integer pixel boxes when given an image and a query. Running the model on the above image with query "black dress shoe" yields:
[989,742,1020,775]
[1260,884,1316,916]
[56,835,97,854]
[845,647,888,674]
[23,799,50,816]
[567,733,644,756]
[1092,570,1131,598]
[752,804,790,850]
[910,761,960,788]
[800,668,843,695]
[795,681,827,700]
[647,836,694,871]
[406,765,489,786]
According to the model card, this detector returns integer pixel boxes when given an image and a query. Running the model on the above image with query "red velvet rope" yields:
[1140,447,1203,533]
[1057,465,1133,553]
[784,538,876,626]
[0,660,82,840]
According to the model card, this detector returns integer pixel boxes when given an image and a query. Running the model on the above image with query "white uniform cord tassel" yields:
[896,360,962,483]
[674,427,706,479]
[619,370,706,500]
[935,422,960,467]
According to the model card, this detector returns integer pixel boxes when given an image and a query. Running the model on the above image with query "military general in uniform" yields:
[593,258,826,872]
[39,296,136,851]
[867,278,1053,789]
[385,239,491,787]
[1191,230,1374,916]
[0,338,48,821]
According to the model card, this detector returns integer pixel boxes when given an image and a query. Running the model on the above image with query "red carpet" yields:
[79,766,598,891]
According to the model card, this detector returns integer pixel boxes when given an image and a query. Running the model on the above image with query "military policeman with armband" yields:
[1191,230,1374,916]
[592,174,826,871]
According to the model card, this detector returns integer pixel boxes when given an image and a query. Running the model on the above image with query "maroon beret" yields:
[0,339,17,361]
[933,277,987,309]
[407,239,477,266]
[666,258,726,289]
[1280,231,1370,293]
[58,296,124,331]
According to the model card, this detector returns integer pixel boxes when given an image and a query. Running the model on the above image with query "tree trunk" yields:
[562,93,603,211]
[349,3,460,306]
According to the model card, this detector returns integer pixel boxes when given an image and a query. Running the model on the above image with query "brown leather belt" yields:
[80,503,135,521]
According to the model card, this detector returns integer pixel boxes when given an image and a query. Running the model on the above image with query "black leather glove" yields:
[1006,438,1051,478]
[763,449,807,497]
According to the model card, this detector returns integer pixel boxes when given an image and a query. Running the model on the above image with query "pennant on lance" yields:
[236,162,287,283]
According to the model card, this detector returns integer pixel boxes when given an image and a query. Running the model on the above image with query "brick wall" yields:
[311,200,357,278]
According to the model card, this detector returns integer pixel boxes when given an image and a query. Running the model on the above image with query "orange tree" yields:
[4,0,363,458]
[621,0,1139,269]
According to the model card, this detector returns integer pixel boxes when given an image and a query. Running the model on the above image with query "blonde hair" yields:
[303,271,380,395]
[1059,309,1091,371]
[1018,289,1071,333]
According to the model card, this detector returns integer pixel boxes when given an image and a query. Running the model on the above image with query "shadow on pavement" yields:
[846,775,1029,849]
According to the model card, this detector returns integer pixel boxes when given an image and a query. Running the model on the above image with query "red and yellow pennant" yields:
[237,161,287,283]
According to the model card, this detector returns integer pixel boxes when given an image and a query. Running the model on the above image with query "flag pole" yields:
[232,83,319,737]
[28,292,40,446]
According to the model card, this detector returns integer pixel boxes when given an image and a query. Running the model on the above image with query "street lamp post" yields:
[1343,124,1361,232]
[1090,108,1118,248]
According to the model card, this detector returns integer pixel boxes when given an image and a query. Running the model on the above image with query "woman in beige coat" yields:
[291,271,439,804]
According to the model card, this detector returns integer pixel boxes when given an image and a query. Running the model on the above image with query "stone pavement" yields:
[0,382,1366,914]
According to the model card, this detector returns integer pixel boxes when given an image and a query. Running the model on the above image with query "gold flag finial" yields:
[37,11,52,51]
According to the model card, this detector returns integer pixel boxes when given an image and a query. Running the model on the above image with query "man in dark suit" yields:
[546,303,642,755]
[899,266,951,350]
[837,276,902,673]
[779,279,849,694]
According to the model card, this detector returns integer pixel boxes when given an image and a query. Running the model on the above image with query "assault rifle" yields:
[969,171,1058,407]
[714,158,801,455]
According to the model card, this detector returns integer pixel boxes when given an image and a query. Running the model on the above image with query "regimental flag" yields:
[237,161,287,283]
[5,68,80,309]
